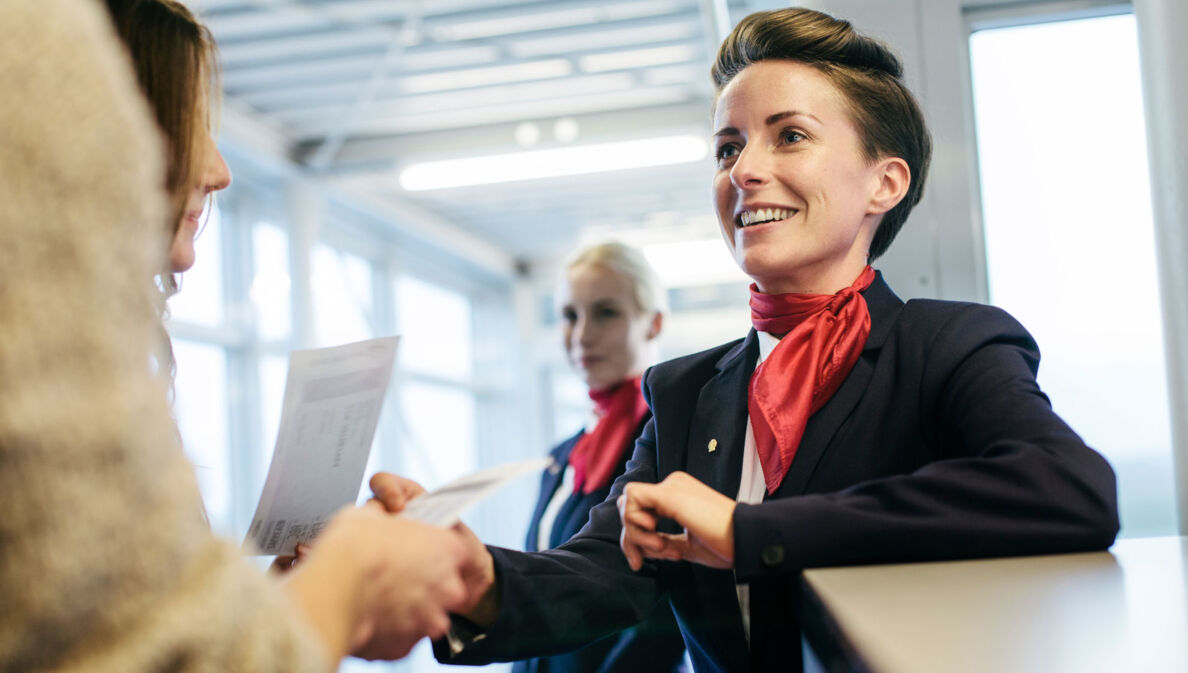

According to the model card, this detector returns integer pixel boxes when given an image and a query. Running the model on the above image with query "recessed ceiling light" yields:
[515,122,541,147]
[553,118,580,143]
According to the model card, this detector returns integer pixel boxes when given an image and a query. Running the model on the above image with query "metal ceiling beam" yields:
[295,101,715,169]
[279,84,698,139]
[305,0,423,170]
[699,0,732,56]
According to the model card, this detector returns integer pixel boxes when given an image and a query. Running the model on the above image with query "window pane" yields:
[971,14,1175,536]
[312,244,375,346]
[254,354,289,499]
[395,276,473,379]
[398,381,477,488]
[172,339,231,533]
[251,222,291,341]
[169,204,224,326]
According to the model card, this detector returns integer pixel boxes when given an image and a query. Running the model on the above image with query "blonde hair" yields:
[566,241,669,318]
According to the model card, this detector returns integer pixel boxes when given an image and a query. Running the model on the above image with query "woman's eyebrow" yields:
[765,110,822,126]
[714,110,823,137]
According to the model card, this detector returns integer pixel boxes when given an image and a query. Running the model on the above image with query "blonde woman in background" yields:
[0,1,478,670]
[514,242,686,673]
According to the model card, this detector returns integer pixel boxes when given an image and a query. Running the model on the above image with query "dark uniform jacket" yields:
[443,273,1119,672]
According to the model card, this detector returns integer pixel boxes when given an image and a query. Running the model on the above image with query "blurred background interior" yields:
[166,0,1182,669]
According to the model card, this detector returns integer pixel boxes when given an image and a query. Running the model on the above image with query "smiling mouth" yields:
[736,207,797,228]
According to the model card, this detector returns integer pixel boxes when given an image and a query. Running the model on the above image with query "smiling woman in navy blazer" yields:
[376,7,1119,673]
[515,242,686,673]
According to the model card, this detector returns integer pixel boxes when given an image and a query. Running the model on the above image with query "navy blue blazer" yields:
[513,425,686,673]
[443,273,1119,672]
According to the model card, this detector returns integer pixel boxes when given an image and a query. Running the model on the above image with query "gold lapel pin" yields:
[708,438,718,453]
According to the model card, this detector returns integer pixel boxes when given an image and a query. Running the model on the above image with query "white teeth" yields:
[738,207,794,227]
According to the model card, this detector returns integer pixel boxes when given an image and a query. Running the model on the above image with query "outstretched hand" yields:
[368,471,501,629]
[369,472,427,514]
[617,471,737,570]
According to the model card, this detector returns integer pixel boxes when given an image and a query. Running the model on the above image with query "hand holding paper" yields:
[245,336,398,555]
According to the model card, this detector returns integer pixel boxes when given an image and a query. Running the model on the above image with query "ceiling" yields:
[189,0,761,263]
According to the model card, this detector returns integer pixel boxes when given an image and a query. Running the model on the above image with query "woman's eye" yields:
[596,307,619,319]
[715,143,740,163]
[560,309,577,324]
[781,129,806,145]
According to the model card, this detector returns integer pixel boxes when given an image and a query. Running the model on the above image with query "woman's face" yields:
[170,130,231,273]
[712,60,896,294]
[559,262,659,391]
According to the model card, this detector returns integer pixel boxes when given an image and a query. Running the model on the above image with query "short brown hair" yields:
[712,8,932,260]
[104,0,217,240]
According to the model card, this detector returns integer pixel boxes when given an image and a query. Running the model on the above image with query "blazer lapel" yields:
[682,332,756,672]
[527,432,579,551]
[774,272,904,497]
[684,331,757,497]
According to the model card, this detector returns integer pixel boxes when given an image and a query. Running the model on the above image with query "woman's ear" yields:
[647,312,663,341]
[867,157,911,215]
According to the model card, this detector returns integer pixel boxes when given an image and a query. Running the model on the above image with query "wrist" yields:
[463,550,500,629]
[284,522,375,661]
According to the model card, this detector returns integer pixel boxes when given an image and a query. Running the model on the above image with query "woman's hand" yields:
[282,503,474,661]
[618,471,737,570]
[369,472,426,514]
[269,543,311,575]
[368,471,501,630]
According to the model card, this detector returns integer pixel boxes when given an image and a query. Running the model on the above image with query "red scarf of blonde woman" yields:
[748,266,876,495]
[568,376,649,494]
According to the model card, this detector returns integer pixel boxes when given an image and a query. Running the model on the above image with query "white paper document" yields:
[401,457,553,527]
[244,336,399,555]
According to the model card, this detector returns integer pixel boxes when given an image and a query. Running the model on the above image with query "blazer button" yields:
[761,544,785,568]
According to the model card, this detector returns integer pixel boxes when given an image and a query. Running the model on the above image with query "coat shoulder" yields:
[897,298,1031,343]
[644,337,747,396]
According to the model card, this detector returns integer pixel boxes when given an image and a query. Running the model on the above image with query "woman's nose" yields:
[203,136,232,195]
[575,316,597,346]
[729,145,769,190]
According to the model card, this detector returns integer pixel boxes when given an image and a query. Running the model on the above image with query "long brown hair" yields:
[104,0,218,254]
[104,0,219,396]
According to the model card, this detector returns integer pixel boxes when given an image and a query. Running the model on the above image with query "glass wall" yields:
[166,162,518,672]
[970,11,1178,536]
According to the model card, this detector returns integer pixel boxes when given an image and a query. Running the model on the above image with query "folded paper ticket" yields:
[401,457,553,527]
[245,336,398,555]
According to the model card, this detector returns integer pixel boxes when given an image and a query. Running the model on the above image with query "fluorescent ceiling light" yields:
[401,59,572,94]
[580,45,699,73]
[400,135,708,191]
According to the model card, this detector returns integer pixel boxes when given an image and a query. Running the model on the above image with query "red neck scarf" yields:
[568,376,649,494]
[748,266,876,495]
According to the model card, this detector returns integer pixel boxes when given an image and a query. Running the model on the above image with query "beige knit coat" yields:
[0,1,330,671]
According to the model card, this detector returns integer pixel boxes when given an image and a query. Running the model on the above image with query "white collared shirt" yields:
[735,330,780,644]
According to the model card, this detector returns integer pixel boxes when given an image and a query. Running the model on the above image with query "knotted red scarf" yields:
[748,266,876,495]
[568,376,649,494]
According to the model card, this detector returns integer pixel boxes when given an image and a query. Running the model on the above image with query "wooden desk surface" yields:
[801,536,1188,673]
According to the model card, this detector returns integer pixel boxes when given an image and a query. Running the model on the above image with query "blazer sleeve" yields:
[593,597,688,673]
[439,418,670,665]
[733,303,1119,580]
